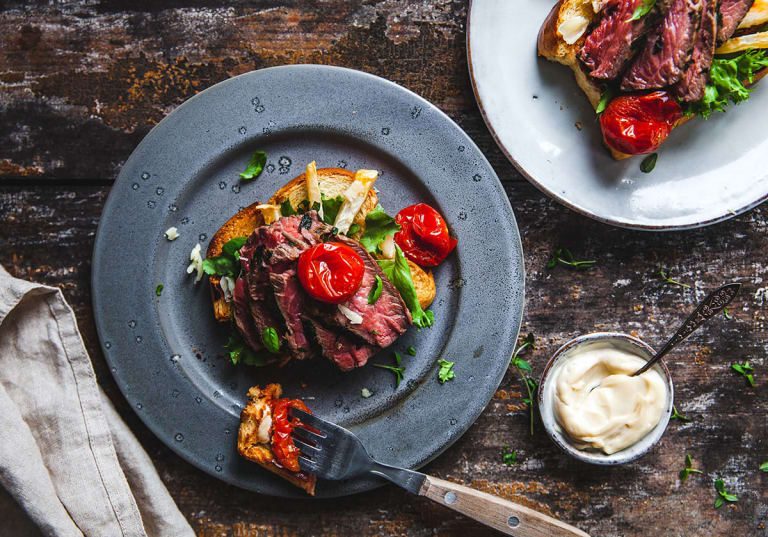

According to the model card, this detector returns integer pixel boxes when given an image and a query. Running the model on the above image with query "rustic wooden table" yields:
[2,1,766,536]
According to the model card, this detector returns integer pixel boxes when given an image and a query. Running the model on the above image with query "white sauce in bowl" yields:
[553,346,667,455]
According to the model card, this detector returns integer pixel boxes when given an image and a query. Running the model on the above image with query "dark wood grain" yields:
[1,1,767,536]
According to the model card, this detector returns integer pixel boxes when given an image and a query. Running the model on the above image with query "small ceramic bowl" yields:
[538,332,674,465]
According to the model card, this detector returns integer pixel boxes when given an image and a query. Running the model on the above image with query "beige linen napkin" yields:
[0,265,195,537]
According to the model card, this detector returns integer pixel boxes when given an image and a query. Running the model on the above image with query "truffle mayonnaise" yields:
[553,346,667,454]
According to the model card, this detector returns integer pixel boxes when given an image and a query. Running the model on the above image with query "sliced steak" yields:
[269,269,316,360]
[308,319,378,372]
[310,235,411,348]
[673,0,718,101]
[232,277,263,351]
[579,0,669,79]
[717,0,755,43]
[622,0,704,91]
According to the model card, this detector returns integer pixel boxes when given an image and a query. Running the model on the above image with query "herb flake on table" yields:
[511,332,538,435]
[155,284,163,296]
[732,360,755,387]
[723,308,732,320]
[670,405,691,422]
[760,462,768,472]
[679,454,703,483]
[437,359,455,384]
[546,248,596,270]
[502,445,519,466]
[714,478,738,508]
[374,352,405,388]
[239,150,267,180]
[657,265,691,288]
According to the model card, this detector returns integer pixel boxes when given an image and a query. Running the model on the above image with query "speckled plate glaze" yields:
[467,0,768,230]
[92,65,524,498]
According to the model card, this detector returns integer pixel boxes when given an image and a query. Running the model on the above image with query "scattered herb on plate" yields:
[657,265,691,288]
[679,454,703,483]
[546,248,596,270]
[368,275,383,304]
[640,153,658,173]
[155,284,164,296]
[437,359,455,384]
[224,329,270,367]
[714,478,738,508]
[374,352,406,387]
[405,345,416,356]
[511,332,538,435]
[732,360,755,387]
[239,150,267,180]
[502,445,519,466]
[670,405,691,422]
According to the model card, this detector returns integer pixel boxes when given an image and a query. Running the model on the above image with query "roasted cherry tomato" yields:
[270,398,311,472]
[599,91,683,155]
[394,203,457,267]
[298,242,364,304]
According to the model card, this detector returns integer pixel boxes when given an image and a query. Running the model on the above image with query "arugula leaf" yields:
[261,327,281,354]
[437,359,455,384]
[502,445,519,465]
[760,462,768,472]
[280,199,296,216]
[359,204,401,253]
[321,194,345,225]
[368,275,383,304]
[596,86,617,114]
[224,330,270,367]
[640,153,658,173]
[155,284,163,296]
[374,352,406,387]
[546,248,596,270]
[627,0,656,21]
[222,237,247,258]
[670,405,691,422]
[714,478,739,508]
[239,150,267,180]
[679,454,703,483]
[405,345,416,356]
[732,360,755,386]
[378,245,434,328]
[685,49,768,119]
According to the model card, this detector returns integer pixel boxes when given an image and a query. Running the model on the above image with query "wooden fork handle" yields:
[418,475,590,537]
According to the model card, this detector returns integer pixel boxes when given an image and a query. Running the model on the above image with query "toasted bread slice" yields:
[237,384,317,495]
[408,260,436,309]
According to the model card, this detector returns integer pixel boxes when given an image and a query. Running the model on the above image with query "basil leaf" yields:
[202,256,237,277]
[714,497,724,508]
[239,150,267,180]
[358,204,402,253]
[222,236,247,258]
[640,153,658,173]
[280,199,296,216]
[261,326,281,354]
[224,330,270,367]
[627,0,656,21]
[155,284,163,296]
[368,275,383,304]
[377,245,434,328]
[321,194,345,225]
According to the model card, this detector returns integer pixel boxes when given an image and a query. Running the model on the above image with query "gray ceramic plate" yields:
[467,0,768,230]
[92,65,524,498]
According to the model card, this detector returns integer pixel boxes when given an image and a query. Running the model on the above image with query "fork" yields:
[290,408,590,537]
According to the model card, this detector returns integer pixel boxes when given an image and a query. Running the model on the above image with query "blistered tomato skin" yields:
[599,91,683,155]
[298,242,365,304]
[270,398,310,472]
[395,203,458,267]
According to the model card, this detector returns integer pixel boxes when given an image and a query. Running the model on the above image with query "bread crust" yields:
[237,384,317,495]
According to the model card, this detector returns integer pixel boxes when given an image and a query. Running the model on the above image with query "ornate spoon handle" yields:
[632,283,741,376]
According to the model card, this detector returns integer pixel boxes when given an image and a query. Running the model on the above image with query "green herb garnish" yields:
[640,153,658,173]
[760,462,768,472]
[368,275,383,304]
[657,265,691,288]
[374,352,405,387]
[685,50,768,119]
[321,193,345,225]
[280,199,296,216]
[347,223,361,236]
[359,204,401,253]
[511,332,538,435]
[546,248,596,270]
[224,330,270,366]
[155,284,164,296]
[405,345,416,356]
[596,86,617,114]
[239,150,267,180]
[732,360,755,387]
[627,0,656,21]
[261,327,281,354]
[502,445,519,466]
[437,359,455,384]
[202,237,248,277]
[714,478,738,508]
[670,405,691,422]
[679,454,703,483]
[724,308,732,320]
[378,245,434,328]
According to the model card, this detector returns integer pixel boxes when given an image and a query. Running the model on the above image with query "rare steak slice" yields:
[270,269,316,360]
[308,319,378,372]
[622,0,704,91]
[232,277,263,352]
[717,0,755,43]
[579,0,669,79]
[672,0,718,101]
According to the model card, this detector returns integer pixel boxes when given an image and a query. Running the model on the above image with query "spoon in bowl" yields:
[632,283,741,377]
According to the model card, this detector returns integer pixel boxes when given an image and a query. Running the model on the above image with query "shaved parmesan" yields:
[220,276,235,302]
[361,388,372,398]
[187,243,203,283]
[380,234,396,259]
[558,15,589,45]
[257,406,272,444]
[338,304,363,325]
[164,226,179,240]
[717,31,768,54]
[333,169,378,234]
[253,204,281,225]
[739,0,768,29]
[305,160,324,219]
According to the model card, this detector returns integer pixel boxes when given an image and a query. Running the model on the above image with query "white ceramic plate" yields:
[467,0,768,230]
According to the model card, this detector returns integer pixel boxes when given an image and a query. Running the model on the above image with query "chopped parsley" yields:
[732,360,755,387]
[502,445,519,465]
[679,454,703,483]
[437,359,455,384]
[714,478,738,508]
[374,351,406,387]
[202,237,247,277]
[239,150,267,180]
[546,248,596,270]
[155,284,164,296]
[367,275,383,304]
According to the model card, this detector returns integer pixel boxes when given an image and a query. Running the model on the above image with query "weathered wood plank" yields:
[1,183,765,536]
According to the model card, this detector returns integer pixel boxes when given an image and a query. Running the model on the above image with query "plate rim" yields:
[92,64,526,497]
[466,0,768,231]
